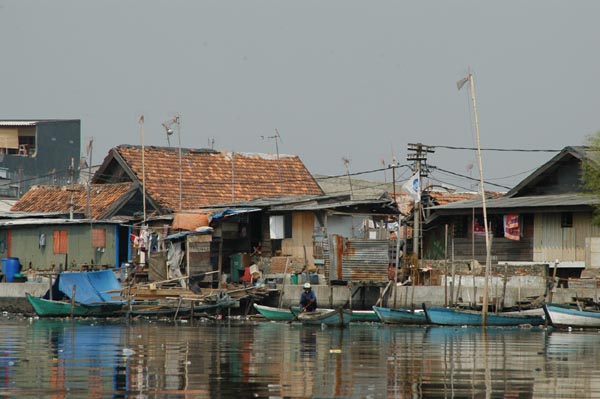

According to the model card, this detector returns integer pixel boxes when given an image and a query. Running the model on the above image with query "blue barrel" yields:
[1,258,20,283]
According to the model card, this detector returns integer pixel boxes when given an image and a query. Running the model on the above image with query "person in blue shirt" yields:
[300,282,317,312]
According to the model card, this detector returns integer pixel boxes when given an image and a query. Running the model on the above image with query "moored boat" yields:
[544,303,600,328]
[254,304,377,323]
[25,269,124,318]
[423,304,544,326]
[372,306,428,325]
[253,304,297,321]
[26,293,122,317]
[297,308,351,327]
[349,309,379,323]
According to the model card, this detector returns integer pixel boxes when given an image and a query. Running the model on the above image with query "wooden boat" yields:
[372,306,428,325]
[349,309,379,323]
[253,304,297,321]
[423,304,544,326]
[254,304,377,323]
[544,303,600,328]
[26,270,124,318]
[297,308,351,327]
[26,293,122,318]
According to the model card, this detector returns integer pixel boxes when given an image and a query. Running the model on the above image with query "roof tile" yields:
[113,146,324,210]
[11,183,133,220]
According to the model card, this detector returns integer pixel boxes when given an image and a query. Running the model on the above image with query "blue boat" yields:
[372,306,428,325]
[423,304,544,326]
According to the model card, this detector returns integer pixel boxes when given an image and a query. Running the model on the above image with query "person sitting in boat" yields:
[300,282,317,312]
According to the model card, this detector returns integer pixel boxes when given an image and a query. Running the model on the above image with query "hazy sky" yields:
[1,1,599,192]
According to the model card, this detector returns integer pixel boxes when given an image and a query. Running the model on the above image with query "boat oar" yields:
[287,306,300,324]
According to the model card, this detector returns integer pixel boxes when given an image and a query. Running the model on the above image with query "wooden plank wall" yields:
[533,212,600,262]
[281,212,315,265]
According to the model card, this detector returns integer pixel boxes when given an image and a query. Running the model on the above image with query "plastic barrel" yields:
[290,274,298,285]
[1,258,20,283]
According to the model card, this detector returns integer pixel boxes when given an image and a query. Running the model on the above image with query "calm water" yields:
[1,315,600,398]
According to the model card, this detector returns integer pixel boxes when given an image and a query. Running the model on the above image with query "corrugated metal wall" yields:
[534,212,600,262]
[325,235,389,282]
[6,224,118,271]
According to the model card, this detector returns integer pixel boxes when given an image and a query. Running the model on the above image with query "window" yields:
[92,228,106,248]
[269,215,293,239]
[53,230,68,254]
[284,214,292,238]
[561,212,573,228]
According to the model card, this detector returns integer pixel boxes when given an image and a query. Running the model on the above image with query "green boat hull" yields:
[26,293,122,317]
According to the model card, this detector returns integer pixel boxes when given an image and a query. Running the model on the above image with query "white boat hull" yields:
[544,304,600,328]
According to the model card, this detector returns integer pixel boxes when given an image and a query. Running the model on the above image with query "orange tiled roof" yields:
[112,146,324,210]
[11,183,134,220]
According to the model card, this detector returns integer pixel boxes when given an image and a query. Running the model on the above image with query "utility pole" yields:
[406,143,435,258]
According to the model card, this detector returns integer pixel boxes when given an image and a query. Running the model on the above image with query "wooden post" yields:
[444,224,448,307]
[70,284,76,318]
[279,257,290,308]
[450,237,455,306]
[393,235,401,309]
[548,259,559,303]
[217,232,224,288]
[48,275,53,301]
[501,263,508,311]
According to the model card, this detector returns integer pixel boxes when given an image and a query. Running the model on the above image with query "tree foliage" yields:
[581,132,600,226]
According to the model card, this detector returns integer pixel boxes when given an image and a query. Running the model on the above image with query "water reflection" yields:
[2,317,600,397]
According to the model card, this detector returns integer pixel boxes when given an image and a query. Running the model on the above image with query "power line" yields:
[429,165,512,190]
[432,145,561,153]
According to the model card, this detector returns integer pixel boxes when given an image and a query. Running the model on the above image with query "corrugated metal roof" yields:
[0,121,40,126]
[0,218,124,227]
[270,198,398,214]
[428,193,600,212]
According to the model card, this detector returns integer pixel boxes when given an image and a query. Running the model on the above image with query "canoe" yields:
[254,304,377,323]
[544,303,600,328]
[253,304,297,321]
[372,306,428,325]
[423,304,544,326]
[297,308,352,327]
[26,293,122,318]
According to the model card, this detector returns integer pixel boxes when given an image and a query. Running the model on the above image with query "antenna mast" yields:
[261,129,283,191]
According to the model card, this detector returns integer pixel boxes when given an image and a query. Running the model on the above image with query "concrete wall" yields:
[276,275,548,310]
[0,282,47,314]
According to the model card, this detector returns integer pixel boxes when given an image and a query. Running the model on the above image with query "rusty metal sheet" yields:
[325,235,389,282]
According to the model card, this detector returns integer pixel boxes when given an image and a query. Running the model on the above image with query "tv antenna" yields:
[261,129,283,190]
[261,129,282,160]
[342,157,354,197]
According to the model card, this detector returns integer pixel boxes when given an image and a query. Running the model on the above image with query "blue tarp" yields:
[44,270,124,305]
[211,208,261,220]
